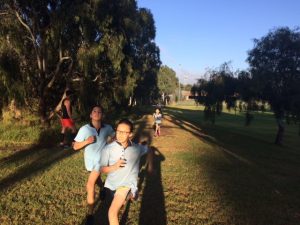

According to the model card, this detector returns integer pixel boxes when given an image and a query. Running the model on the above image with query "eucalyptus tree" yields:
[0,0,161,123]
[0,0,85,125]
[75,2,160,110]
[247,27,300,144]
[192,63,237,124]
[131,8,161,105]
[157,65,178,104]
[236,70,258,125]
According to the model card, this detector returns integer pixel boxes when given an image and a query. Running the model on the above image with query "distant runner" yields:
[153,108,162,137]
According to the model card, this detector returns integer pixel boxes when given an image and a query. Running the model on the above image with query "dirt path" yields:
[122,113,207,225]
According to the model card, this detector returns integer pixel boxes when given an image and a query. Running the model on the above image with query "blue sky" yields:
[137,0,300,84]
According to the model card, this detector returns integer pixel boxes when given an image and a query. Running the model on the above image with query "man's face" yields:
[90,107,102,121]
[116,123,132,144]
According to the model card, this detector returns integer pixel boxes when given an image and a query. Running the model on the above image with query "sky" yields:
[137,0,300,84]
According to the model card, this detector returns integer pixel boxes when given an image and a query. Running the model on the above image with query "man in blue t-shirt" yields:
[73,105,114,224]
[100,118,153,225]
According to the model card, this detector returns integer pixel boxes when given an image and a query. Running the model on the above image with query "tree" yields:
[132,8,161,106]
[192,62,237,123]
[247,27,300,145]
[236,70,258,125]
[1,0,85,125]
[183,84,192,91]
[157,65,178,104]
[0,1,161,123]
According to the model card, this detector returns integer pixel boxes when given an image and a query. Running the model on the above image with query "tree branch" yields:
[92,75,101,82]
[14,10,36,46]
[48,88,69,120]
[46,57,71,88]
[14,9,42,70]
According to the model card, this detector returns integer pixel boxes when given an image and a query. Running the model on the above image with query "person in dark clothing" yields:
[59,90,77,147]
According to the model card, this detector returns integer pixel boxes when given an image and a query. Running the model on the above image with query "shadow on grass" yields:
[0,129,77,192]
[165,107,300,225]
[138,147,166,225]
[164,107,300,158]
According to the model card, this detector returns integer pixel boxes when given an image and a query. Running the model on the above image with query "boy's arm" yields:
[100,145,126,173]
[100,159,126,173]
[73,135,95,150]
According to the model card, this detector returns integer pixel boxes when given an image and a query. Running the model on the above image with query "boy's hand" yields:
[115,158,127,168]
[86,135,96,144]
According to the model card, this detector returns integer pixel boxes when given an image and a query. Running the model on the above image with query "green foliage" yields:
[0,44,25,106]
[0,0,161,124]
[248,27,300,120]
[192,62,237,123]
[248,27,300,143]
[157,65,178,100]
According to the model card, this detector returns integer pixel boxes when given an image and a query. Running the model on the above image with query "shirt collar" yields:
[116,140,132,149]
[89,122,105,135]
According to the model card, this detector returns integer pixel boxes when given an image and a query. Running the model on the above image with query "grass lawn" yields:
[1,104,300,224]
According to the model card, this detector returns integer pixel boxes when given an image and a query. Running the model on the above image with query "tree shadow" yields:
[164,107,300,224]
[0,129,77,191]
[164,108,300,160]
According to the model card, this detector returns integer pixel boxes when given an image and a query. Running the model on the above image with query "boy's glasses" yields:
[116,130,131,135]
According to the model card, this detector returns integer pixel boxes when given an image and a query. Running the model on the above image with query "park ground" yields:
[1,104,300,225]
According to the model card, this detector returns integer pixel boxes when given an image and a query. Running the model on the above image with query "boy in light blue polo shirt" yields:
[75,122,114,172]
[73,105,114,224]
[100,118,153,225]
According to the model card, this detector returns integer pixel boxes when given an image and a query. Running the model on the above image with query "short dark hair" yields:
[117,118,134,132]
[90,104,104,113]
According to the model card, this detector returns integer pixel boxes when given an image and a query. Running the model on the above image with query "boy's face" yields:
[116,123,132,144]
[90,107,102,121]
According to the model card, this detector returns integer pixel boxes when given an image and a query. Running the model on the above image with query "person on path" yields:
[100,118,153,225]
[153,108,162,137]
[73,105,115,225]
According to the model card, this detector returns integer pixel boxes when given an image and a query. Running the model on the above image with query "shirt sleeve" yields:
[100,146,110,167]
[139,144,149,156]
[74,126,87,142]
[108,125,115,137]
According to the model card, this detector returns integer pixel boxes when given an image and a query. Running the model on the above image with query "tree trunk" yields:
[38,96,49,127]
[38,72,50,128]
[275,118,285,145]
